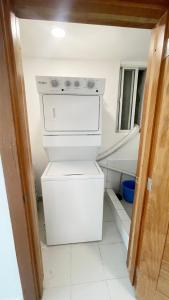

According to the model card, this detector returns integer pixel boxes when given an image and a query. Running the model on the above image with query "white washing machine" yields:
[36,76,105,245]
[42,161,104,245]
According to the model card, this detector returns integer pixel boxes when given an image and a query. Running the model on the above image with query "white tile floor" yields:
[38,200,136,300]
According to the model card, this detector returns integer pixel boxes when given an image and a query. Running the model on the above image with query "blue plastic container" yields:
[122,180,135,203]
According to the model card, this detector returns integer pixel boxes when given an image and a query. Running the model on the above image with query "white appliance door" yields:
[42,178,104,245]
[42,94,100,132]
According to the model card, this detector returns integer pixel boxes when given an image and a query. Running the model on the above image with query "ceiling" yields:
[13,0,169,29]
[19,19,151,61]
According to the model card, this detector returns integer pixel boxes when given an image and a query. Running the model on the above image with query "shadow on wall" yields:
[30,120,48,195]
[101,102,128,152]
[99,133,140,193]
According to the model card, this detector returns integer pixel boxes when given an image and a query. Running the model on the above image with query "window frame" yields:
[116,65,146,132]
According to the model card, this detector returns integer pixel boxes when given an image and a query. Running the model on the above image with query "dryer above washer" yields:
[36,76,105,161]
[36,76,105,136]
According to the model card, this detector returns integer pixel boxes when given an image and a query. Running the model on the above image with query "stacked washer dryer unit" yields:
[36,76,105,246]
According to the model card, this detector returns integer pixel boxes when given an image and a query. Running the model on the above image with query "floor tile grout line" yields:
[105,280,113,300]
[70,275,129,287]
[103,220,115,222]
[98,241,105,271]
[43,278,135,299]
[41,240,124,251]
[98,241,124,247]
[43,275,130,291]
[70,244,73,300]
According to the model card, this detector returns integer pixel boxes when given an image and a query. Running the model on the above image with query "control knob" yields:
[87,80,95,89]
[65,80,71,87]
[74,80,80,87]
[51,79,59,87]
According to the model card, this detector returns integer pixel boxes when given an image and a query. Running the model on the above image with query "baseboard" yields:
[106,188,131,250]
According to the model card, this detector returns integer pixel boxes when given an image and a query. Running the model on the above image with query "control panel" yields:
[36,76,105,95]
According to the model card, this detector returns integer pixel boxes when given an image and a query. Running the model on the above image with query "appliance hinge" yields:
[147,177,153,192]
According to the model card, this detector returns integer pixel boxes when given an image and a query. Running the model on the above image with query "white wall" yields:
[99,131,140,192]
[0,156,23,300]
[22,57,144,195]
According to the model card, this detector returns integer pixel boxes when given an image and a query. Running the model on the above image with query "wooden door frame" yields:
[0,0,43,299]
[1,1,169,299]
[136,49,169,300]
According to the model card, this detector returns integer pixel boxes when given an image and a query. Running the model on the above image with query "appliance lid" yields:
[42,161,103,179]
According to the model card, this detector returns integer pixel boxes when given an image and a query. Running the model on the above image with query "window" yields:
[117,66,146,131]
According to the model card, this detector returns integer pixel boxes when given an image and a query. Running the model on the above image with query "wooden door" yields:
[127,11,169,284]
[157,227,169,298]
[135,20,169,300]
[0,0,43,299]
